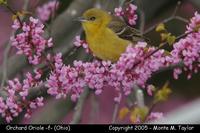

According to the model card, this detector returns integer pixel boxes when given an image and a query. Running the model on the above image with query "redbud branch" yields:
[5,4,23,27]
[144,84,167,123]
[144,1,188,35]
[89,94,99,123]
[52,0,59,20]
[70,87,90,124]
[119,0,126,7]
[1,0,30,90]
[135,0,145,34]
[132,30,194,68]
[139,11,145,34]
[112,103,119,124]
[64,46,80,59]
[175,16,189,23]
[144,16,188,35]
[172,1,181,17]
[144,102,156,123]
[0,35,12,90]
[23,0,29,11]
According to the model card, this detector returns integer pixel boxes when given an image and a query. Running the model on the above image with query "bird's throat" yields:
[82,23,102,38]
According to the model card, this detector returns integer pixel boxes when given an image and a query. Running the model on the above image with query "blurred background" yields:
[0,0,200,124]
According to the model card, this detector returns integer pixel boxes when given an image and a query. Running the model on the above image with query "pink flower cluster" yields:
[114,4,138,26]
[116,43,166,88]
[36,0,59,22]
[186,12,200,32]
[114,7,124,16]
[0,71,44,123]
[73,35,90,53]
[169,12,200,79]
[46,53,84,101]
[11,17,53,65]
[46,42,167,102]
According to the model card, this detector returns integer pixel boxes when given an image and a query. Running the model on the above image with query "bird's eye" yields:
[89,16,96,21]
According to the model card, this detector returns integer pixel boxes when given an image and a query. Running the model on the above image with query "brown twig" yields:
[5,4,23,27]
[144,103,156,122]
[53,0,59,19]
[48,0,59,36]
[136,0,145,34]
[23,0,29,11]
[144,1,188,34]
[64,46,80,59]
[172,1,181,17]
[144,16,189,35]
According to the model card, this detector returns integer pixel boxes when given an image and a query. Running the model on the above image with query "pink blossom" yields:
[114,7,124,16]
[11,17,54,65]
[30,102,37,109]
[12,19,20,30]
[114,43,166,89]
[47,38,53,47]
[36,97,44,107]
[36,0,59,22]
[0,71,44,123]
[114,4,138,26]
[169,12,200,79]
[147,85,154,96]
[73,35,90,53]
[46,42,167,102]
[187,12,200,32]
[34,69,43,80]
[114,93,122,103]
[126,4,138,25]
[6,116,13,123]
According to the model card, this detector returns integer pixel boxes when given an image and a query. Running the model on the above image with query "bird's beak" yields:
[74,17,87,22]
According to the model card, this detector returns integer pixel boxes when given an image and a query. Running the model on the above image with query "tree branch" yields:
[70,88,90,124]
[112,103,120,124]
[0,38,12,89]
[23,0,29,10]
[136,0,145,34]
[89,93,99,123]
[144,16,189,35]
[133,30,193,68]
[1,0,30,89]
[144,1,188,34]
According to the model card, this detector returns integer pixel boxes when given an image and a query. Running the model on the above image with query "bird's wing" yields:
[108,16,147,43]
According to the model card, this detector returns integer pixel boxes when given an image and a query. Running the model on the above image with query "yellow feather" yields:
[81,8,131,62]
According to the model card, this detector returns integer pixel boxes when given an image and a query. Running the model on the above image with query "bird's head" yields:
[77,8,112,33]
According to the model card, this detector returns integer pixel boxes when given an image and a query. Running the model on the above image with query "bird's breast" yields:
[86,29,130,62]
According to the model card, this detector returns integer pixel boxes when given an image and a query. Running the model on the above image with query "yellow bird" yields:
[78,8,144,62]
